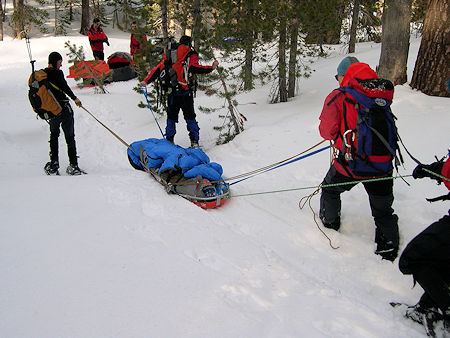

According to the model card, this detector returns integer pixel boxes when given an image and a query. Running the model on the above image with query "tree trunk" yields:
[278,22,288,102]
[243,43,254,90]
[161,0,169,44]
[54,0,57,36]
[79,0,90,35]
[288,17,298,98]
[410,0,449,97]
[192,0,201,49]
[0,0,3,41]
[348,0,360,53]
[13,0,24,39]
[377,0,412,85]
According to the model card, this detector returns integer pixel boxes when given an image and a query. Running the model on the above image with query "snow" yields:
[1,32,449,337]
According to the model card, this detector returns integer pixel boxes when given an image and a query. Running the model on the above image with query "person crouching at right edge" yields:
[318,56,399,261]
[398,154,450,335]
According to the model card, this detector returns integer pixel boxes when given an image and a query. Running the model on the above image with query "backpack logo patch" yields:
[374,98,387,106]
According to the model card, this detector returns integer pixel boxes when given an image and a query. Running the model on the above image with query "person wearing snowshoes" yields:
[318,57,400,261]
[397,155,450,336]
[88,18,109,61]
[44,52,84,176]
[139,35,218,148]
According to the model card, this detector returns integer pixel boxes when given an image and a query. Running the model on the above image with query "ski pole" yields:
[141,86,165,138]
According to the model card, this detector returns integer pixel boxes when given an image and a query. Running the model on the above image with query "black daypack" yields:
[158,40,195,94]
[28,69,62,120]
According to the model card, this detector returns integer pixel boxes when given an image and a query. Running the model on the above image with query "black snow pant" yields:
[49,102,78,166]
[166,91,199,142]
[319,165,399,248]
[93,50,104,61]
[399,213,450,313]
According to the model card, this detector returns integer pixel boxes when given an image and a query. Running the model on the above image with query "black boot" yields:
[44,161,60,175]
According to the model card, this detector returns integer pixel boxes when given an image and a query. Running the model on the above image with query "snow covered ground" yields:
[0,30,449,337]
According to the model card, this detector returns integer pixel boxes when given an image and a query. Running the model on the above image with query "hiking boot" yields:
[44,161,60,175]
[375,240,398,261]
[190,140,199,148]
[320,217,340,231]
[202,185,217,198]
[66,164,84,176]
[405,303,443,336]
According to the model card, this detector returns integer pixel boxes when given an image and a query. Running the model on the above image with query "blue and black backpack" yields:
[335,78,403,176]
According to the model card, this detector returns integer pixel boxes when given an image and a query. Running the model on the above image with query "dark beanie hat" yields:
[336,56,359,76]
[179,35,192,46]
[48,51,62,67]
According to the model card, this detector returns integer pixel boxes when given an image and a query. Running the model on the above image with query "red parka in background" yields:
[130,33,147,56]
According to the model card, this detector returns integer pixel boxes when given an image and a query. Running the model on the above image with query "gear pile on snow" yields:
[127,138,230,209]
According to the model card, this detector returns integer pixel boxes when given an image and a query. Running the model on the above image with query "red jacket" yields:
[319,62,389,178]
[88,26,108,52]
[130,33,147,55]
[143,45,214,90]
[443,157,450,190]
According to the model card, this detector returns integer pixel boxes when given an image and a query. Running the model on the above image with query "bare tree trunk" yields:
[0,0,3,41]
[288,17,298,98]
[54,0,57,36]
[278,7,288,103]
[161,0,169,45]
[377,0,412,85]
[192,0,201,49]
[243,44,254,90]
[80,0,90,35]
[348,0,360,53]
[411,0,449,96]
[13,0,24,39]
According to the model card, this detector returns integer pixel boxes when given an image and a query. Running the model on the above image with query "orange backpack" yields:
[28,69,62,120]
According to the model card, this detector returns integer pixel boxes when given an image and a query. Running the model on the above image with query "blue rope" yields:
[141,86,165,138]
[230,145,330,185]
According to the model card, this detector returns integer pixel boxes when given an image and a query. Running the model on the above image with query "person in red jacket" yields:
[130,21,147,59]
[397,156,449,334]
[140,35,218,148]
[88,18,109,61]
[318,57,399,261]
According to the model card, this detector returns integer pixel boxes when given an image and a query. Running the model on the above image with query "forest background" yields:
[0,0,448,142]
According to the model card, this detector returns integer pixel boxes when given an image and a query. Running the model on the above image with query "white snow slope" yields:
[0,30,449,337]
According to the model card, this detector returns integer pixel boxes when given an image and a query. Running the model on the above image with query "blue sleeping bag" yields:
[127,138,223,182]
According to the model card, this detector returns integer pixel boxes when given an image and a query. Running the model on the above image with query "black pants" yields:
[166,91,199,141]
[399,213,450,313]
[49,102,78,165]
[320,165,399,247]
[93,50,104,61]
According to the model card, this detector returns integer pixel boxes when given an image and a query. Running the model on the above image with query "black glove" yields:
[412,161,444,182]
[105,39,110,46]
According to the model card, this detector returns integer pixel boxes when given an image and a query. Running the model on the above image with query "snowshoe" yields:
[66,164,87,176]
[390,302,445,337]
[44,161,60,176]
